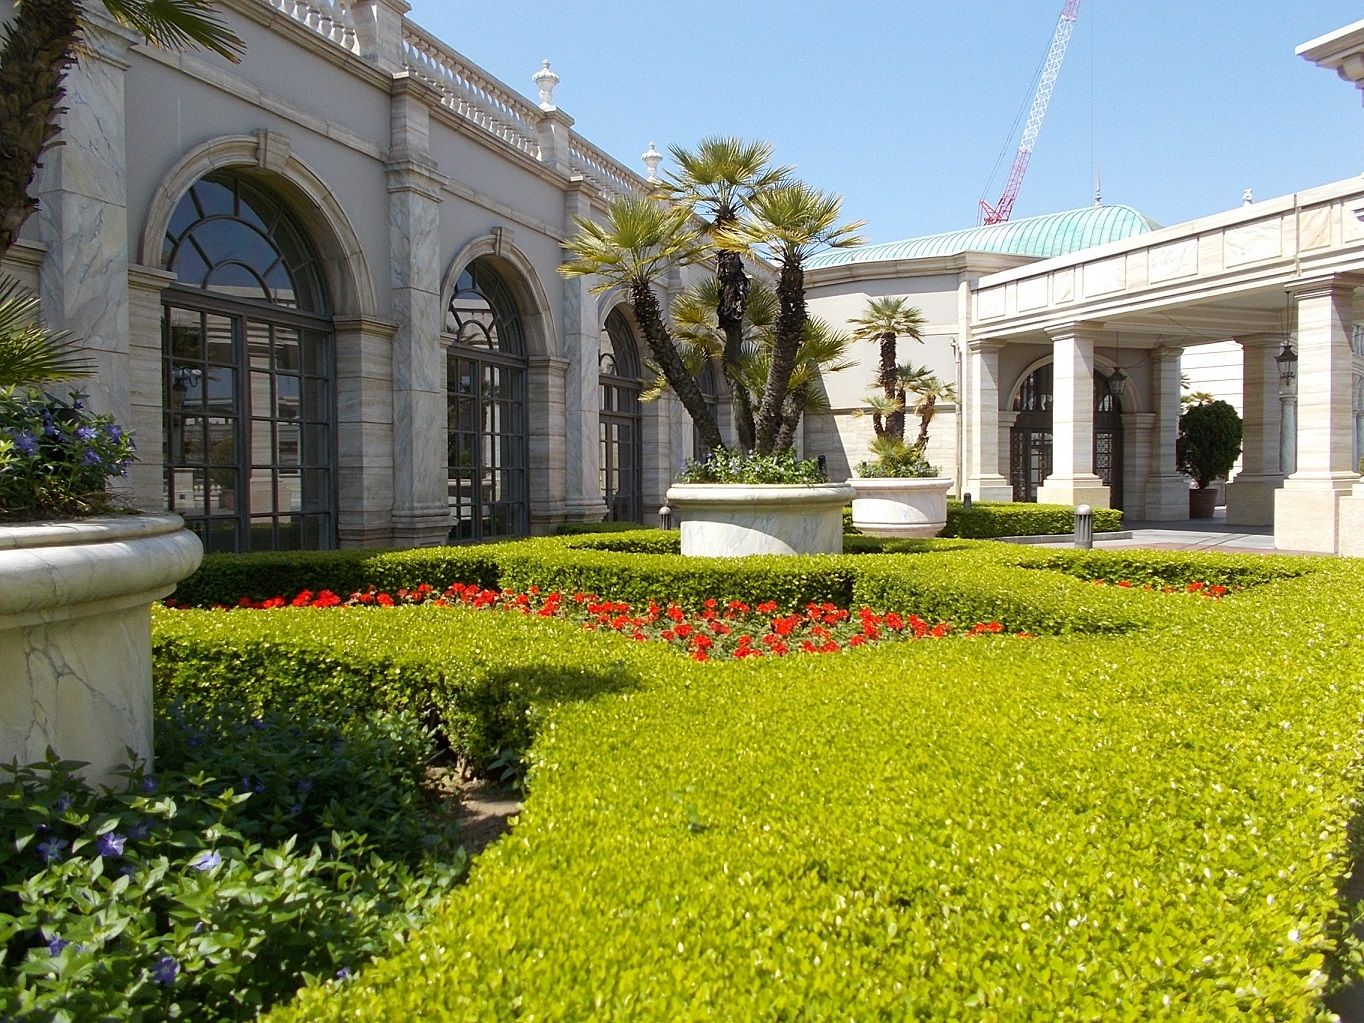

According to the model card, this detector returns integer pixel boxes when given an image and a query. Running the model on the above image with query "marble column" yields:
[34,14,139,435]
[965,340,1013,500]
[1276,276,1361,552]
[125,265,176,512]
[1226,334,1285,525]
[998,410,1019,498]
[1036,324,1110,508]
[1122,412,1155,517]
[1143,346,1187,520]
[560,181,609,522]
[386,77,449,547]
[335,316,398,547]
[527,355,569,534]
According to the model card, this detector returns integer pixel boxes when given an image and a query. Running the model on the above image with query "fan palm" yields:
[899,364,958,449]
[0,276,91,387]
[661,137,790,452]
[559,196,724,452]
[849,296,926,442]
[1,0,242,257]
[717,182,864,453]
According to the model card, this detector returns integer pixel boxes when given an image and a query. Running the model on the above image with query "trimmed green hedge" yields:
[258,554,1364,1021]
[941,499,1123,538]
[153,605,646,768]
[555,519,652,535]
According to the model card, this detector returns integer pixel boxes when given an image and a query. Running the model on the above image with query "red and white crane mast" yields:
[978,0,1082,226]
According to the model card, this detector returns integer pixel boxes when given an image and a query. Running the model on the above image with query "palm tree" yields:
[849,296,926,442]
[899,364,958,449]
[717,182,864,453]
[0,276,91,387]
[1,0,243,256]
[660,137,790,452]
[559,196,724,452]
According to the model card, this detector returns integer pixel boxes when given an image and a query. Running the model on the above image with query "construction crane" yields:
[978,0,1082,225]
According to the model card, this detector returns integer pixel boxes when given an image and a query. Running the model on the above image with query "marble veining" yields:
[666,484,853,557]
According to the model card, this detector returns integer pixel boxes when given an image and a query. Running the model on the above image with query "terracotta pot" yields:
[1189,487,1218,519]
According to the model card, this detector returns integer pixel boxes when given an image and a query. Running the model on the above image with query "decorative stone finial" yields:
[533,59,559,110]
[1242,188,1254,206]
[642,141,662,182]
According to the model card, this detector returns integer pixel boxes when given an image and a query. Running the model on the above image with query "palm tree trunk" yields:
[879,332,901,442]
[631,280,725,453]
[0,0,81,258]
[773,383,808,455]
[714,249,755,451]
[888,386,905,443]
[753,256,805,454]
[915,395,936,448]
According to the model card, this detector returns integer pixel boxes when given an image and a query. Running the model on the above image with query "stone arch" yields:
[139,133,376,320]
[442,234,558,359]
[1005,352,1142,414]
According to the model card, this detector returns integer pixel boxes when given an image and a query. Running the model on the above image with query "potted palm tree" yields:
[845,295,955,536]
[1176,398,1242,519]
[561,154,865,556]
[0,1,233,784]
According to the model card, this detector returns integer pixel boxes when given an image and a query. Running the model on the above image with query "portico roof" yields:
[807,205,1161,270]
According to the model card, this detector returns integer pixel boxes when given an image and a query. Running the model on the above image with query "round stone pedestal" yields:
[0,515,203,786]
[665,483,853,557]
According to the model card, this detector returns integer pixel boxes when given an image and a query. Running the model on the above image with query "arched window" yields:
[446,259,529,541]
[161,171,334,553]
[600,310,643,523]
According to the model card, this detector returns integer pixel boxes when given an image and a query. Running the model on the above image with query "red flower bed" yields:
[163,584,1028,662]
[1089,579,1230,597]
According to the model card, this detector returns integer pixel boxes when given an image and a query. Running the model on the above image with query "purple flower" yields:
[96,833,126,858]
[190,849,221,873]
[141,776,157,794]
[75,426,96,442]
[126,819,152,841]
[150,955,179,985]
[104,424,123,442]
[334,967,352,980]
[36,837,68,864]
[55,792,74,812]
[82,450,102,467]
[12,430,38,456]
[47,934,70,957]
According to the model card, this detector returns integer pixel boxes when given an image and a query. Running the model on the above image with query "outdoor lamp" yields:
[1275,339,1298,388]
[1107,367,1128,399]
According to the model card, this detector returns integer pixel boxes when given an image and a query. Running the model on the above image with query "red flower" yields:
[376,593,394,607]
[756,600,778,615]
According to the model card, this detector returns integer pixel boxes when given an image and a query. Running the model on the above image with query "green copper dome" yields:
[807,205,1161,269]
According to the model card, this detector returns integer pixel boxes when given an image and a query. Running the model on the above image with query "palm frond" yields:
[0,276,92,387]
[661,137,792,224]
[849,296,927,346]
[560,196,704,291]
[99,0,243,62]
[717,182,866,261]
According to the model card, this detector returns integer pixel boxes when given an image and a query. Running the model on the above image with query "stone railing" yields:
[264,0,359,54]
[400,22,544,161]
[570,137,649,199]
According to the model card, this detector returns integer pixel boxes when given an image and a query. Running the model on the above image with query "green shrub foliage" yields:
[940,500,1123,538]
[1176,398,1243,488]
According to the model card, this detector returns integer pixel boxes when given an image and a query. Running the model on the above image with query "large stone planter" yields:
[0,514,203,787]
[665,483,854,557]
[848,477,953,538]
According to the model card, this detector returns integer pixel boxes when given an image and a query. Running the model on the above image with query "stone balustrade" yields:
[265,0,359,54]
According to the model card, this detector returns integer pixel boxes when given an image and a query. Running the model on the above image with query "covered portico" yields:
[963,176,1364,554]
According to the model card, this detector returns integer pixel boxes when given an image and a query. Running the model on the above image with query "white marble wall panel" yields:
[1148,239,1198,283]
[1224,219,1283,267]
[1300,205,1334,251]
[1053,269,1075,304]
[1017,277,1049,312]
[1082,257,1125,298]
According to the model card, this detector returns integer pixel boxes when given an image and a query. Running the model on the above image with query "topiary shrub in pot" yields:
[1176,398,1242,519]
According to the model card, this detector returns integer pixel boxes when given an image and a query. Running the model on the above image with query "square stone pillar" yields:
[1226,334,1285,525]
[965,340,1013,501]
[335,316,398,547]
[126,265,176,512]
[1122,412,1155,517]
[560,182,609,523]
[34,14,139,433]
[1144,346,1188,520]
[385,162,449,546]
[1276,276,1362,552]
[527,355,569,534]
[1036,324,1110,508]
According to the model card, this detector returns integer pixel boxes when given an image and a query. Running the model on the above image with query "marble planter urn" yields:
[848,477,953,538]
[0,514,203,787]
[665,483,854,557]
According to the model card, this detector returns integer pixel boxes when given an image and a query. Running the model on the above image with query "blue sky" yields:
[405,2,1363,245]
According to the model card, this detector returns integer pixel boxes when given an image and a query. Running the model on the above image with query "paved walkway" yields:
[1068,509,1320,555]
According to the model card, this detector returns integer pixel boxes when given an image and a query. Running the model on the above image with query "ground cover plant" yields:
[0,704,466,1022]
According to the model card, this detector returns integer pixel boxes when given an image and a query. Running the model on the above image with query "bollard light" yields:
[962,492,973,511]
[658,504,672,530]
[1074,503,1094,550]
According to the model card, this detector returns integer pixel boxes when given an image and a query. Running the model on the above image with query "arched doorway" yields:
[600,309,643,523]
[161,170,335,553]
[1009,364,1124,508]
[445,258,530,541]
